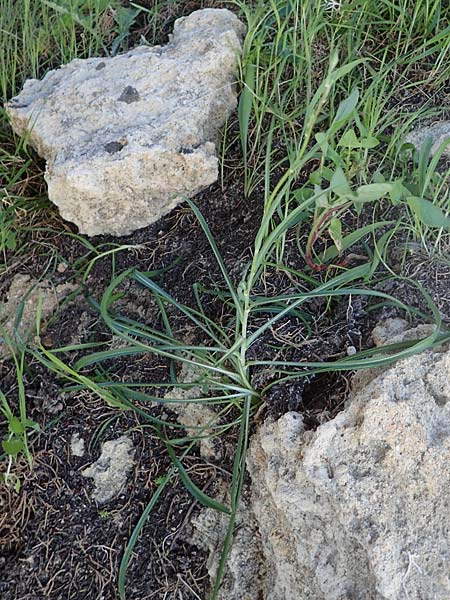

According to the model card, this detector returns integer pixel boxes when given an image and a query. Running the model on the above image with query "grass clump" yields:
[237,0,450,252]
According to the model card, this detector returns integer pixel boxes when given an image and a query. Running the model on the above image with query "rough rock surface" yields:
[247,346,450,600]
[81,436,134,504]
[70,433,85,457]
[352,318,438,392]
[165,364,219,460]
[5,9,245,236]
[191,484,265,600]
[0,274,76,358]
[406,121,450,156]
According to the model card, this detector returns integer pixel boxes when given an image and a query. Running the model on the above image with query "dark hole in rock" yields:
[301,371,351,429]
[433,393,449,407]
[8,99,28,108]
[96,61,106,70]
[266,372,350,427]
[118,85,140,104]
[104,141,125,154]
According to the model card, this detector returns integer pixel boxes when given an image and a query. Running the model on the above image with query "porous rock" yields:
[191,483,265,600]
[70,433,85,458]
[406,121,450,156]
[5,9,245,236]
[247,346,450,599]
[164,363,219,460]
[0,274,76,358]
[81,436,134,504]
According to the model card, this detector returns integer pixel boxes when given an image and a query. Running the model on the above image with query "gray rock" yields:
[371,317,410,346]
[81,436,134,504]
[5,9,245,236]
[405,121,450,156]
[70,433,85,457]
[0,274,77,358]
[191,482,265,600]
[247,348,450,599]
[352,319,439,393]
[164,364,219,460]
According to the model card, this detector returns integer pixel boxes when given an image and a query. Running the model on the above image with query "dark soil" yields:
[0,388,214,599]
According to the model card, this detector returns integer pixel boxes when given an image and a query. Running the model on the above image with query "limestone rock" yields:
[81,436,134,504]
[5,9,245,236]
[352,318,439,392]
[164,364,220,460]
[405,121,450,156]
[191,484,265,600]
[0,274,76,358]
[247,347,450,599]
[371,317,410,346]
[70,433,85,458]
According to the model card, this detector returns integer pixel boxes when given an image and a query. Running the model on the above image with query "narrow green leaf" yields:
[238,63,256,157]
[118,472,173,600]
[185,200,242,317]
[323,221,393,261]
[166,443,231,515]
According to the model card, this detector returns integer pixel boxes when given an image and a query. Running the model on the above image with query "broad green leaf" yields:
[372,171,386,183]
[328,218,343,253]
[330,166,352,198]
[9,417,24,435]
[315,191,330,209]
[407,197,450,228]
[2,437,23,456]
[356,183,393,202]
[338,128,360,149]
[331,88,359,131]
[360,135,379,149]
[389,180,407,205]
[315,131,329,155]
[309,170,322,186]
[318,166,335,182]
[24,418,40,431]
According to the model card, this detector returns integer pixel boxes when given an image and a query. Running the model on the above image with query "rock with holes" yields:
[406,121,450,156]
[164,364,220,460]
[5,9,245,236]
[246,345,450,599]
[191,485,265,600]
[0,274,77,358]
[81,436,134,504]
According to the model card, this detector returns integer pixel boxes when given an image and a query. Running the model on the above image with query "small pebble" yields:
[71,433,86,457]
